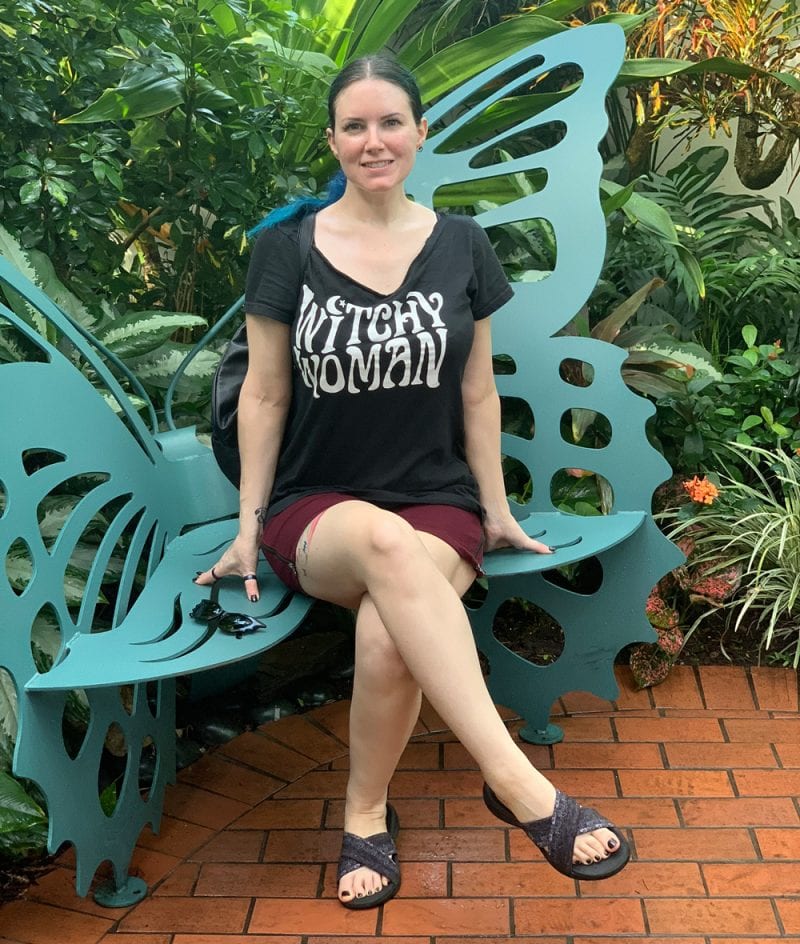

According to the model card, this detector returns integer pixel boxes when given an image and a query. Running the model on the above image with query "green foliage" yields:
[0,771,48,861]
[654,325,800,474]
[668,445,800,667]
[0,226,215,427]
[601,147,800,359]
[0,0,324,314]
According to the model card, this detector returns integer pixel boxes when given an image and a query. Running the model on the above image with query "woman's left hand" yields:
[483,511,553,555]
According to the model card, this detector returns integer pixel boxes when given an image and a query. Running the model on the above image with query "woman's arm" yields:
[196,314,292,599]
[237,314,293,539]
[462,318,552,555]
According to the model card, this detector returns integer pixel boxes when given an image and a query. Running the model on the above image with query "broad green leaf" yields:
[99,782,118,816]
[600,179,678,242]
[616,55,773,86]
[62,71,185,123]
[131,347,220,387]
[0,772,48,859]
[350,0,423,58]
[760,406,775,425]
[46,179,75,205]
[407,16,568,102]
[770,359,798,376]
[209,2,240,36]
[27,249,95,330]
[627,342,722,380]
[62,59,237,124]
[742,348,758,366]
[4,165,38,180]
[741,415,763,431]
[20,179,42,204]
[241,33,338,78]
[742,324,758,348]
[772,71,800,93]
[601,179,636,217]
[0,671,18,761]
[98,312,207,359]
[0,225,49,338]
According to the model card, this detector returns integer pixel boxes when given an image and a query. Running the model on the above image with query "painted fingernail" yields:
[249,595,257,603]
[195,571,203,575]
[192,577,199,584]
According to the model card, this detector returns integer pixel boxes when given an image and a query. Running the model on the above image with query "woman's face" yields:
[326,78,427,194]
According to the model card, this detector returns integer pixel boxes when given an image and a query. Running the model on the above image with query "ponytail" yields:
[248,170,347,239]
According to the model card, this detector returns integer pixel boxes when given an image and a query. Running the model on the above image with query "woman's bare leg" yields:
[338,533,472,903]
[298,502,618,870]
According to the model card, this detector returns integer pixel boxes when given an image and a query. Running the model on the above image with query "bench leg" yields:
[93,872,148,908]
[518,721,564,745]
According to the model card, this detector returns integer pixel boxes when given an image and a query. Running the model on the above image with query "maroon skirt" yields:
[261,492,485,592]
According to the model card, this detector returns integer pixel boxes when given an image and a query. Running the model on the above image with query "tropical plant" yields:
[0,225,217,426]
[667,444,800,667]
[614,0,800,187]
[0,772,48,861]
[654,324,800,474]
[601,146,800,358]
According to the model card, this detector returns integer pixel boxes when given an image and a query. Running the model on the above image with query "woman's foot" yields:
[337,804,401,908]
[486,772,623,869]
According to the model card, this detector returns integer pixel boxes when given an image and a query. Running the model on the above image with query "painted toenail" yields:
[608,838,618,849]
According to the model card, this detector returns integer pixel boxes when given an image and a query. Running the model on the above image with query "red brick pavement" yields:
[3,665,800,943]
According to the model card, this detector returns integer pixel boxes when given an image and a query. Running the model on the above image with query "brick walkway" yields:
[2,665,800,943]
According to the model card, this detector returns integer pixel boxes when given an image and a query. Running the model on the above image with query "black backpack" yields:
[211,214,314,487]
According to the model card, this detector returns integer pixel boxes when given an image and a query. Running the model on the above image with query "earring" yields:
[417,144,424,152]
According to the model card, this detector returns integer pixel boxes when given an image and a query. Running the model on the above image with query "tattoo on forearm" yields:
[255,506,268,526]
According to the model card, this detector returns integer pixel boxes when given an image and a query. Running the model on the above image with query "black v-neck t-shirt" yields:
[245,213,514,519]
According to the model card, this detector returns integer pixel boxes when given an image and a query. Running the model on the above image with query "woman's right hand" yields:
[194,533,261,602]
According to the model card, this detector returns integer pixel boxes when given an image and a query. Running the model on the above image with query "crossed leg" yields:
[336,529,473,903]
[294,501,620,904]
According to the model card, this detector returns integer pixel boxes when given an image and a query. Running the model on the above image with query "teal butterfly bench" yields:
[0,24,681,906]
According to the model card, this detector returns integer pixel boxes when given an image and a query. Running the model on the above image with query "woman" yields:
[196,54,629,909]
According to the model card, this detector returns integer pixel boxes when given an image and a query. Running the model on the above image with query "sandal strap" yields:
[337,830,400,883]
[528,790,611,873]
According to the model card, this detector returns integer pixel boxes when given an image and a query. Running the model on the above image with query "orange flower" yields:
[682,475,719,505]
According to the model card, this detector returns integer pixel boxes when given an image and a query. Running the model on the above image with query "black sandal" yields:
[483,783,630,881]
[337,803,401,910]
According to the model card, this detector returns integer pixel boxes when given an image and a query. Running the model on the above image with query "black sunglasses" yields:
[189,599,265,638]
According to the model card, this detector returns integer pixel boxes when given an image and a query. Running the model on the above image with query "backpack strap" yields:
[298,213,315,272]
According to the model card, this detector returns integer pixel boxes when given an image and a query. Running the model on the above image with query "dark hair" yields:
[249,55,422,237]
[327,54,424,128]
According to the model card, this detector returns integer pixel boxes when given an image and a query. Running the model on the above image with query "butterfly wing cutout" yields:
[0,260,312,894]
